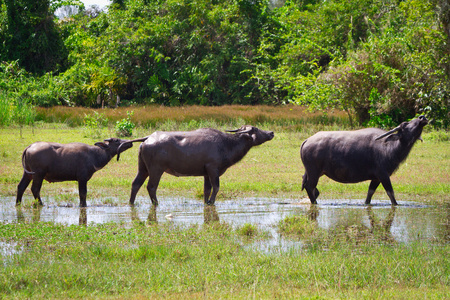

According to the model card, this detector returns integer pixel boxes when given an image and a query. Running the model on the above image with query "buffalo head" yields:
[226,125,274,146]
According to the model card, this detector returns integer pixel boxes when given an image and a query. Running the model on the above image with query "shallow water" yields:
[1,197,449,253]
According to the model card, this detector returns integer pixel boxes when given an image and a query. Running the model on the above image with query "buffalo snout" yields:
[253,129,274,145]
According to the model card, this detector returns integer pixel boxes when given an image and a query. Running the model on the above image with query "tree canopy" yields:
[1,0,449,127]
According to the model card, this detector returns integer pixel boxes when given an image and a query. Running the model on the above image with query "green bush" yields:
[0,92,11,126]
[0,91,36,127]
[114,111,135,137]
[83,111,108,138]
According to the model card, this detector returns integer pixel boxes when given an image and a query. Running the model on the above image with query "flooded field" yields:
[1,197,449,252]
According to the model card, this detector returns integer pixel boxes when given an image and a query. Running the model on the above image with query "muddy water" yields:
[1,197,449,252]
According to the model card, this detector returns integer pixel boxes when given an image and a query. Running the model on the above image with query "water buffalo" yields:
[301,116,429,205]
[119,125,274,205]
[16,138,134,207]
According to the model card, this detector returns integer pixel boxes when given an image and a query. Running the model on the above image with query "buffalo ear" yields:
[384,134,400,142]
[241,132,253,142]
[383,123,406,143]
[95,142,109,149]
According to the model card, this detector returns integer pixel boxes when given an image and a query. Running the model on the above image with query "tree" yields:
[1,0,67,74]
[284,0,449,127]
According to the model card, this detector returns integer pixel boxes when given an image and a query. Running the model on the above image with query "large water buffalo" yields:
[300,116,429,205]
[119,125,274,205]
[16,138,133,207]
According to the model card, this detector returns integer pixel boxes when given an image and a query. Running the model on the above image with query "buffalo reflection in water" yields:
[304,204,397,243]
[129,205,219,225]
[10,201,450,245]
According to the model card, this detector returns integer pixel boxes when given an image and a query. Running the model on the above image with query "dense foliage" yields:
[0,0,449,127]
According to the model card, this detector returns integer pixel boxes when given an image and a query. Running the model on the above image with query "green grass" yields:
[278,215,317,237]
[0,106,449,298]
[1,124,448,204]
[0,221,449,299]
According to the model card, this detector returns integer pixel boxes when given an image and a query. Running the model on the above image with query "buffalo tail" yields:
[22,148,35,175]
[301,173,307,191]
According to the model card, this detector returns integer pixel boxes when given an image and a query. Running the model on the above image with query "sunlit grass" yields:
[0,221,449,299]
[0,106,449,298]
[0,111,449,204]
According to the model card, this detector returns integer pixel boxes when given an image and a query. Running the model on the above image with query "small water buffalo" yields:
[119,125,274,205]
[16,138,133,207]
[301,116,429,205]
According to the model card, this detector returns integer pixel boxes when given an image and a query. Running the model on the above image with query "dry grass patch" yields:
[36,105,349,130]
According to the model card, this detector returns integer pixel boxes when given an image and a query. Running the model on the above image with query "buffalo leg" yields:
[207,176,220,205]
[147,170,163,206]
[130,170,149,205]
[380,177,398,206]
[303,173,320,204]
[30,175,44,206]
[205,166,220,205]
[16,172,32,205]
[203,176,212,203]
[130,158,149,205]
[365,180,381,205]
[314,188,320,199]
[78,180,88,207]
[305,187,320,204]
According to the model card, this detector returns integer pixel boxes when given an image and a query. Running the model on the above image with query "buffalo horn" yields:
[226,128,252,134]
[239,128,252,134]
[375,126,401,140]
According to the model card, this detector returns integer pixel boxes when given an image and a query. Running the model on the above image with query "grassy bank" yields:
[1,106,449,298]
[1,221,449,299]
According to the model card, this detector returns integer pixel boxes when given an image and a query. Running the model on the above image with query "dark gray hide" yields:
[123,125,274,205]
[300,116,428,205]
[16,138,133,207]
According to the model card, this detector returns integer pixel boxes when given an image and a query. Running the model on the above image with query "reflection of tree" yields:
[204,205,219,224]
